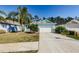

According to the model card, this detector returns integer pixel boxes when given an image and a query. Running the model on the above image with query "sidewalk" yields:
[0,42,38,52]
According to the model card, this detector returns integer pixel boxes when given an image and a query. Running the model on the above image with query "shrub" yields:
[61,29,69,35]
[55,26,67,34]
[0,30,6,34]
[69,31,75,35]
[29,24,38,32]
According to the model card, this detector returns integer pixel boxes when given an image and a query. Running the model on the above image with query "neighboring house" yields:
[34,19,56,32]
[65,20,79,36]
[0,20,27,32]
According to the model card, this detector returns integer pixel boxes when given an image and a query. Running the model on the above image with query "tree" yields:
[48,16,73,24]
[66,17,73,22]
[55,16,65,25]
[43,17,46,20]
[48,17,55,22]
[17,6,33,31]
[8,11,18,22]
[0,10,7,16]
[0,10,7,21]
[26,13,32,24]
[17,6,28,25]
[29,24,38,32]
[55,26,67,34]
[34,15,39,21]
[0,16,5,20]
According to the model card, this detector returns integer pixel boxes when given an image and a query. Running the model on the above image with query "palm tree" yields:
[0,10,7,16]
[48,17,55,22]
[5,6,32,31]
[0,10,7,21]
[17,6,28,25]
[66,17,73,22]
[8,11,18,22]
[43,17,46,20]
[34,15,39,21]
[26,13,32,24]
[55,16,65,25]
[0,16,5,20]
[17,6,32,31]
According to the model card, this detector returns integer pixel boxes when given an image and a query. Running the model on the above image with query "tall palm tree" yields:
[8,11,18,22]
[17,6,28,25]
[26,13,32,24]
[0,10,7,16]
[17,6,32,31]
[0,16,5,20]
[0,10,7,21]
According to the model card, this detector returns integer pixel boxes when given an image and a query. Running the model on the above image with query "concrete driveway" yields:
[38,32,79,53]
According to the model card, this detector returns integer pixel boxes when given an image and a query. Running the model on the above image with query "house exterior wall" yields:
[65,20,79,36]
[38,23,56,32]
[65,21,79,31]
[76,32,79,36]
[0,23,22,32]
[65,23,79,28]
[0,24,8,32]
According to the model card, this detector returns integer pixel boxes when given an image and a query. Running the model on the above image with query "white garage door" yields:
[39,27,51,32]
[38,23,55,33]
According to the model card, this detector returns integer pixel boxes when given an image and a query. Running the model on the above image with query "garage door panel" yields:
[38,23,55,33]
[39,28,51,32]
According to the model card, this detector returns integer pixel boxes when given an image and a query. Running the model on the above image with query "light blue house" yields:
[0,20,26,32]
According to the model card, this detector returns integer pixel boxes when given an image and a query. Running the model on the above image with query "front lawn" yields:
[0,32,39,43]
[67,35,79,40]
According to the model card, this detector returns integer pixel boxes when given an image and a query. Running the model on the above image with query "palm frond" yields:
[0,10,7,16]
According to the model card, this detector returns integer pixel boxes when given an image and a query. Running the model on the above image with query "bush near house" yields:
[0,30,6,34]
[61,29,69,35]
[55,26,79,40]
[55,26,67,34]
[67,35,79,40]
[29,24,38,32]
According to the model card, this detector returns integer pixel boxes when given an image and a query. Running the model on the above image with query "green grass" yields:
[0,32,39,43]
[67,35,79,40]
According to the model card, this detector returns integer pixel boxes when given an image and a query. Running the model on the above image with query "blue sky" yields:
[0,5,79,18]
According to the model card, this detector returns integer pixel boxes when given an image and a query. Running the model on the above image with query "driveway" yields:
[38,32,79,53]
